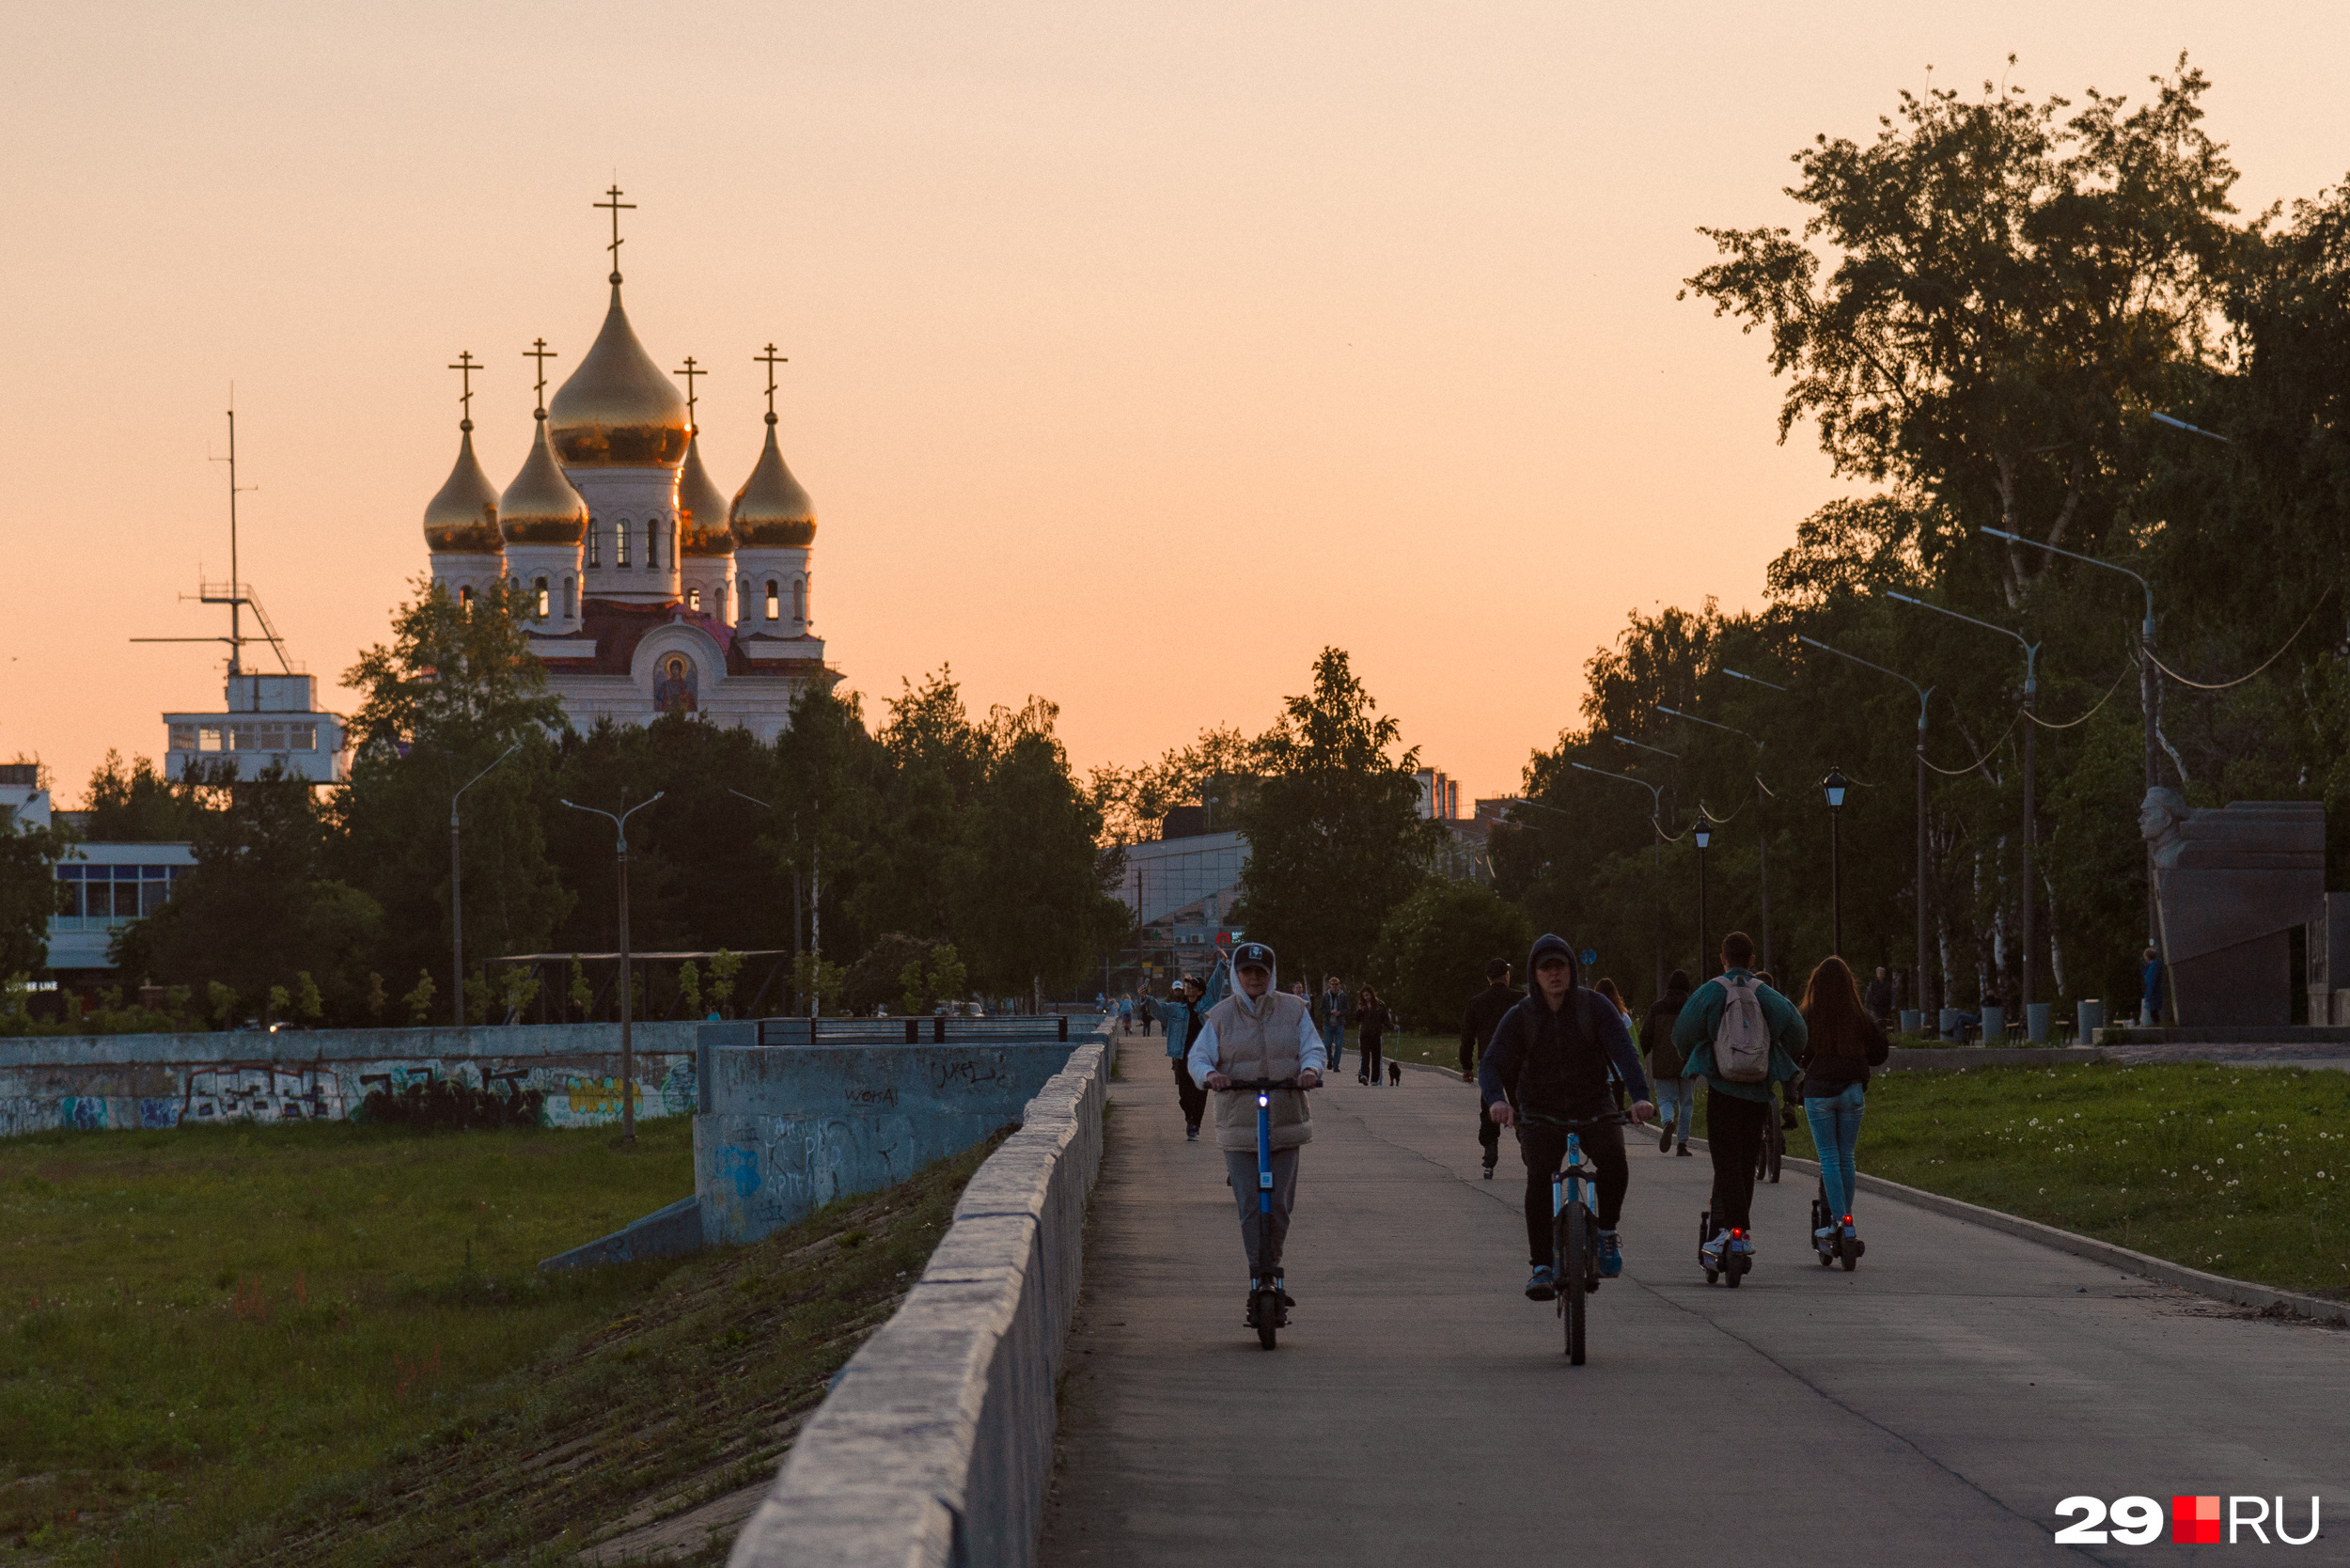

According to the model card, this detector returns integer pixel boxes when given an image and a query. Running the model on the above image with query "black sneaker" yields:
[1481,1162,1496,1180]
[1185,1124,1199,1142]
[1676,1144,1693,1156]
[1657,1122,1673,1152]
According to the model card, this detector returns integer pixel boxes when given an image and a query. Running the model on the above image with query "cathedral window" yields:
[459,585,474,608]
[534,576,550,619]
[764,580,780,620]
[563,575,576,619]
[793,579,807,622]
[738,576,749,619]
[617,521,631,568]
[645,519,659,569]
[688,587,702,612]
[588,527,601,568]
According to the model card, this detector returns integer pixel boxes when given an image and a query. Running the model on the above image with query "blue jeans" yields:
[1804,1083,1866,1223]
[1321,1019,1343,1072]
[1654,1076,1697,1146]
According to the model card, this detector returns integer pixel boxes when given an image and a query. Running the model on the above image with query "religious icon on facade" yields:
[655,652,699,714]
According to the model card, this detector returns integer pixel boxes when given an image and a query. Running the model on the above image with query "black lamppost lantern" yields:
[1692,817,1713,977]
[1822,767,1848,958]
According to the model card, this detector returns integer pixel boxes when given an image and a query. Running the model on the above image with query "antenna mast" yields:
[129,400,292,675]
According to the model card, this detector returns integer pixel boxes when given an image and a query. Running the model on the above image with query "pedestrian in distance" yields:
[1641,969,1696,1156]
[1593,978,1634,1030]
[1864,965,1896,1027]
[1459,958,1524,1180]
[1319,974,1350,1076]
[1194,942,1325,1325]
[1480,935,1653,1299]
[1670,932,1806,1276]
[1118,994,1134,1036]
[1355,983,1395,1085]
[2141,946,2166,1027]
[1796,955,1889,1249]
[1141,977,1212,1141]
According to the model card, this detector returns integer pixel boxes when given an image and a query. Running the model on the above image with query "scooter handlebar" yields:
[1214,1077,1312,1090]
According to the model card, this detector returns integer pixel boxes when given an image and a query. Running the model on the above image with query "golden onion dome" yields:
[499,410,590,545]
[676,430,735,557]
[422,422,502,554]
[546,282,690,467]
[729,414,817,548]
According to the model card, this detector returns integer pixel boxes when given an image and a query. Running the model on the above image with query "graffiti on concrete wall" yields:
[188,1067,347,1123]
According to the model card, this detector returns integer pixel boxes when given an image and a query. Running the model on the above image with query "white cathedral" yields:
[419,217,837,742]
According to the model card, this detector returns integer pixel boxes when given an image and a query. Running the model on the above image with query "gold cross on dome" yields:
[446,350,482,427]
[525,338,558,412]
[673,355,702,431]
[595,184,634,278]
[755,343,789,417]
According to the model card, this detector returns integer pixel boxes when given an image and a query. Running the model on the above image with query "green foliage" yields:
[0,818,66,979]
[1235,649,1439,979]
[82,751,205,841]
[900,943,968,1016]
[1370,881,1531,1030]
[675,958,702,1017]
[1783,1063,2350,1294]
[401,969,436,1026]
[705,948,743,1016]
[567,955,593,1020]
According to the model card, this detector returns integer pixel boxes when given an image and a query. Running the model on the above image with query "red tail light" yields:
[1841,1215,1853,1225]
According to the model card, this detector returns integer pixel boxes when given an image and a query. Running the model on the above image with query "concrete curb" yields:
[728,1030,1115,1568]
[1699,1140,2350,1328]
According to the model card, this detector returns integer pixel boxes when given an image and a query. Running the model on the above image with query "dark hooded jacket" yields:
[1476,934,1650,1118]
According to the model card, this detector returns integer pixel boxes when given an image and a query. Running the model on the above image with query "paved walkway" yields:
[1041,1060,2344,1566]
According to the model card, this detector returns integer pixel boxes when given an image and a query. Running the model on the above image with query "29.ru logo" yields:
[2054,1496,2322,1545]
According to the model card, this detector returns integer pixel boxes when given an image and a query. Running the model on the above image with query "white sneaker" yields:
[1700,1228,1731,1265]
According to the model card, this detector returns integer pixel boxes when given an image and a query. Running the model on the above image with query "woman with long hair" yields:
[1796,955,1890,1246]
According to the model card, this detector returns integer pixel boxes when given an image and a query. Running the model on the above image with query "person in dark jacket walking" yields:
[1459,958,1523,1178]
[1479,934,1653,1299]
[1641,970,1696,1155]
[1864,965,1896,1026]
[1355,984,1395,1085]
[1797,955,1890,1245]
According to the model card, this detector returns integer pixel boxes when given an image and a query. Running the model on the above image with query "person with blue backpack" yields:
[1670,931,1806,1276]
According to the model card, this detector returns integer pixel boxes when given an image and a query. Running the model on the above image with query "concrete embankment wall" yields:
[728,1034,1113,1568]
[0,1023,702,1137]
[693,1027,1083,1247]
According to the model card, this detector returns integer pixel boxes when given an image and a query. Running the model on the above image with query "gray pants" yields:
[1223,1147,1299,1279]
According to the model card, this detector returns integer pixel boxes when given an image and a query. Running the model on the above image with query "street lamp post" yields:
[1799,635,1935,1020]
[1567,762,1668,998]
[1888,591,2043,1014]
[1982,525,2162,967]
[1822,767,1848,957]
[448,742,521,1029]
[1658,703,1775,977]
[560,791,666,1144]
[1692,817,1713,978]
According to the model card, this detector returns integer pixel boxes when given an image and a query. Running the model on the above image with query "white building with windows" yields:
[48,843,196,973]
[420,213,838,742]
[164,672,347,784]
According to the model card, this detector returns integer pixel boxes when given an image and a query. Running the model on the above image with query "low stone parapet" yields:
[728,1034,1113,1568]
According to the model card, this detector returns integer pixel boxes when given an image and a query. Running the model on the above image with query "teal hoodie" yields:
[1668,968,1807,1103]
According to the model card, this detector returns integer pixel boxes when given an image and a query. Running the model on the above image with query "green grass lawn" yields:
[1760,1062,2350,1297]
[1389,1034,2350,1297]
[0,1117,698,1565]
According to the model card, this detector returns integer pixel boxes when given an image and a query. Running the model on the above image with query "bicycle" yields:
[1810,1179,1864,1271]
[1216,1076,1310,1348]
[1517,1109,1628,1365]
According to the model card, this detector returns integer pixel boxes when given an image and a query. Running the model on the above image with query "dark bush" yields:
[360,1078,545,1131]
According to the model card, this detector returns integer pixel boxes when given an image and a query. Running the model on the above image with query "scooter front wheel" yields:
[1255,1287,1279,1349]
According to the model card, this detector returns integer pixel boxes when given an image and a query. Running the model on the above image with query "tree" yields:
[1371,881,1531,1031]
[1234,649,1438,978]
[335,577,572,994]
[1683,57,2237,604]
[113,768,384,1021]
[83,753,204,841]
[0,822,65,979]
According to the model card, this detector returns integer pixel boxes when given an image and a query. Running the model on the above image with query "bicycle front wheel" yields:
[1562,1204,1589,1364]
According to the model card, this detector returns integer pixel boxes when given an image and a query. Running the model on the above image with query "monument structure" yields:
[2140,788,2325,1026]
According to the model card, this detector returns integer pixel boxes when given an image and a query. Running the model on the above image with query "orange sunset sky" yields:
[7,4,2346,814]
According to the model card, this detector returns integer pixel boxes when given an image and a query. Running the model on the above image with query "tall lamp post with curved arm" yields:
[1692,816,1714,978]
[1568,761,1668,998]
[1888,591,2044,1026]
[560,791,666,1145]
[1657,702,1775,979]
[1799,635,1934,1022]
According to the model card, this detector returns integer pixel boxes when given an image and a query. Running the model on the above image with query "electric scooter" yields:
[1810,1180,1865,1271]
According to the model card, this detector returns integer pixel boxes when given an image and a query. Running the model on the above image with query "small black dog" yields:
[1386,1058,1402,1086]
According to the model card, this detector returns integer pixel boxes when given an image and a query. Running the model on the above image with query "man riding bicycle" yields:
[1479,935,1653,1300]
[1191,941,1325,1324]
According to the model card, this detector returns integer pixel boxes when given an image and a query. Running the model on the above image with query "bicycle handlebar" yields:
[1513,1109,1630,1129]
